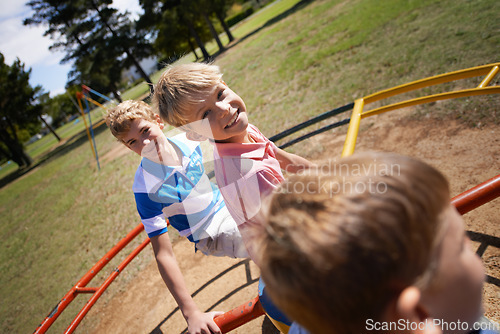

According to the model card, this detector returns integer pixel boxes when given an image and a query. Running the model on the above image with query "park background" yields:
[0,0,499,333]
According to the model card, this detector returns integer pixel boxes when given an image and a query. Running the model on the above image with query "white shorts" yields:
[195,206,249,259]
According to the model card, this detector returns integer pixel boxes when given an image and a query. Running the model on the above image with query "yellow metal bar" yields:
[477,66,499,88]
[84,95,108,111]
[341,99,364,157]
[361,86,500,118]
[363,62,500,104]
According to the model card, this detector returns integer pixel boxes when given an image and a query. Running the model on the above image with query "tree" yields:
[35,93,62,142]
[211,0,235,43]
[67,30,126,102]
[0,54,44,168]
[201,8,225,53]
[25,0,154,95]
[38,92,77,129]
[139,0,213,62]
[88,0,154,91]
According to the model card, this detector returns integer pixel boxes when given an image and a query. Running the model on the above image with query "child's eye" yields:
[202,110,210,119]
[217,89,224,100]
[142,127,150,133]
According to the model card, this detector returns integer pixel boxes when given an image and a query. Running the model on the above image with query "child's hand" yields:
[186,310,224,334]
[275,148,316,174]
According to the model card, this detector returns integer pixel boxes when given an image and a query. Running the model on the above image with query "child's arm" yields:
[151,233,223,334]
[275,148,316,174]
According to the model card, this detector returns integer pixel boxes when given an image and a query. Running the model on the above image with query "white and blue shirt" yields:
[133,133,225,242]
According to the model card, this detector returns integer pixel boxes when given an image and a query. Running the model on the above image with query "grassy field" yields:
[0,0,499,332]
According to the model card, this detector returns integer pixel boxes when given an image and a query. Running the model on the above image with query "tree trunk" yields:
[112,89,123,103]
[202,11,224,52]
[125,49,154,93]
[38,115,61,142]
[91,0,154,93]
[186,20,211,61]
[0,127,32,168]
[188,38,200,60]
[215,10,234,42]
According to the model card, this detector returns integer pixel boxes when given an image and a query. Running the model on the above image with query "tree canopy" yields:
[0,53,44,168]
[25,0,154,97]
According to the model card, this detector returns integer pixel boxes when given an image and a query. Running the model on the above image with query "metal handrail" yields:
[342,63,500,157]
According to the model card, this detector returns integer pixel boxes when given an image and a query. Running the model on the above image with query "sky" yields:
[0,0,143,97]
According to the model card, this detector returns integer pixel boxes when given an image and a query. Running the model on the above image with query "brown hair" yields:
[105,100,156,141]
[153,62,223,128]
[256,151,450,334]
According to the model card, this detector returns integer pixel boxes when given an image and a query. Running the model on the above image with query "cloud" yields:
[112,0,143,20]
[0,0,143,95]
[0,1,28,21]
[0,15,65,68]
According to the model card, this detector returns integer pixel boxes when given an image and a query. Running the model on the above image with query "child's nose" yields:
[220,105,230,118]
[216,102,230,117]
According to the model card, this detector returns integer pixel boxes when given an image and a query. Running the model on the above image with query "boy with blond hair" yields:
[154,62,316,332]
[105,100,248,334]
[153,62,314,256]
[255,151,496,334]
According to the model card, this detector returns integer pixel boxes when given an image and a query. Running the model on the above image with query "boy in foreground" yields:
[105,100,248,334]
[255,151,497,334]
[153,62,315,332]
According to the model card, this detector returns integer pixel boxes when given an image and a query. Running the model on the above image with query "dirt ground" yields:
[84,108,499,333]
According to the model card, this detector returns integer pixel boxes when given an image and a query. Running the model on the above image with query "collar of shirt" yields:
[213,140,271,160]
[213,124,272,160]
[142,135,194,180]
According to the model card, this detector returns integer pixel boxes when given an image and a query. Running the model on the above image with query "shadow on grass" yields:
[149,259,278,334]
[0,121,109,189]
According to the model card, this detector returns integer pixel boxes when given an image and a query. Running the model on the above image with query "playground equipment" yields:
[341,63,500,157]
[75,85,117,171]
[34,64,499,333]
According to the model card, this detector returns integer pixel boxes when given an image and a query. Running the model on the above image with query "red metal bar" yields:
[214,296,265,333]
[33,223,147,334]
[65,237,151,333]
[452,174,500,215]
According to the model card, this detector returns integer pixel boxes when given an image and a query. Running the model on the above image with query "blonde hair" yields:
[256,152,450,334]
[153,62,223,128]
[105,100,156,141]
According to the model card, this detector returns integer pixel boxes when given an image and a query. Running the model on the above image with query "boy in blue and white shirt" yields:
[134,132,245,256]
[106,100,247,334]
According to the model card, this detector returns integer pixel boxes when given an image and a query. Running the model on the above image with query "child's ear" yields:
[396,286,427,319]
[186,131,207,142]
[392,287,431,328]
[155,114,164,129]
[383,286,441,334]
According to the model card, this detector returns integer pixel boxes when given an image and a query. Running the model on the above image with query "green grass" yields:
[215,0,499,139]
[0,107,109,180]
[1,0,499,332]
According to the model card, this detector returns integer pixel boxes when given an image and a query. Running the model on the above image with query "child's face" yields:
[122,118,166,160]
[184,81,249,143]
[422,205,485,333]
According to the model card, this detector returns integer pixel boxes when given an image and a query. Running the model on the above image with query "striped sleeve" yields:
[133,164,168,238]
